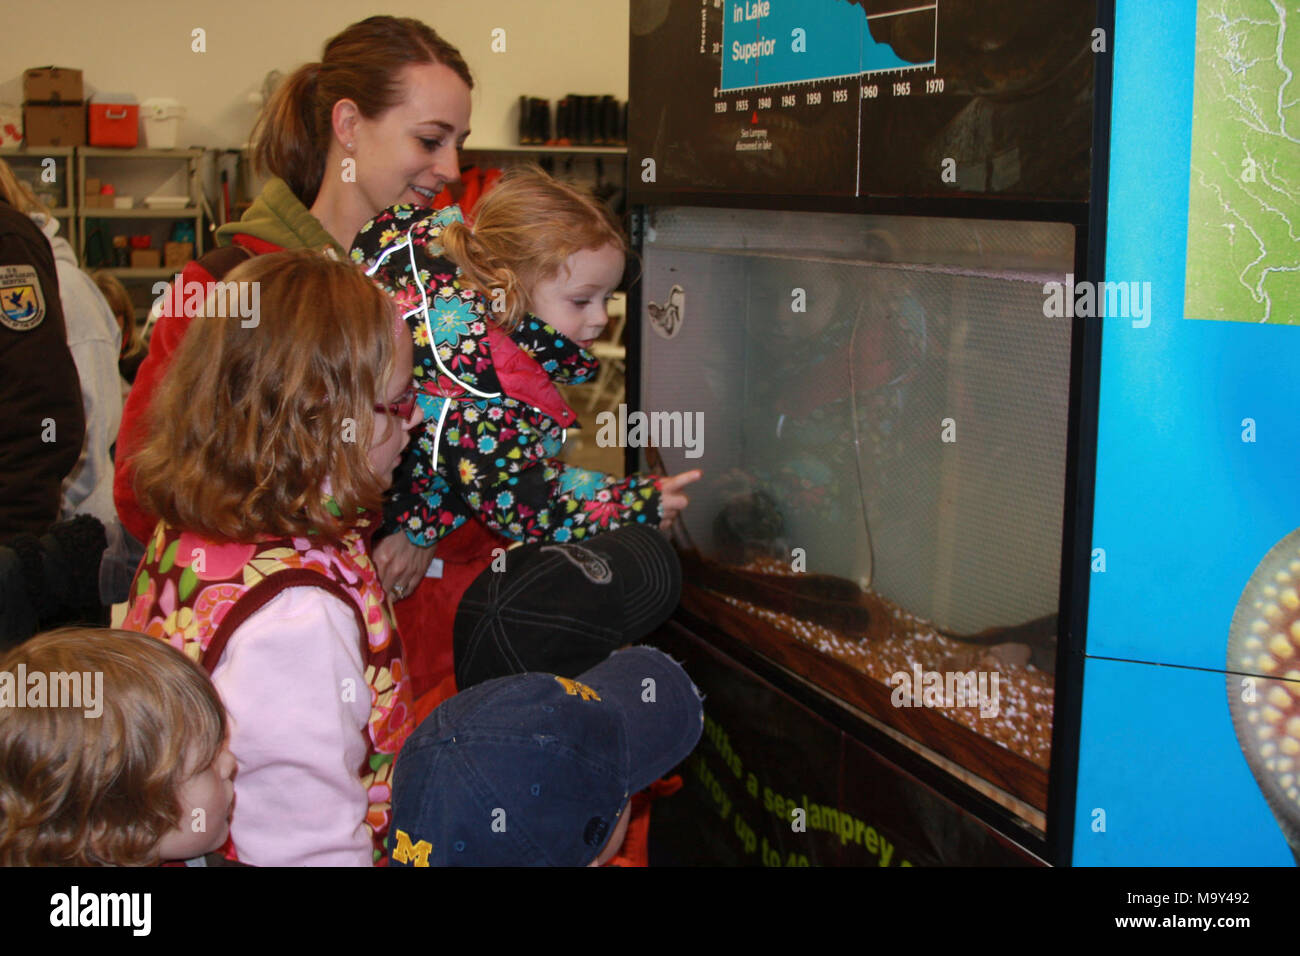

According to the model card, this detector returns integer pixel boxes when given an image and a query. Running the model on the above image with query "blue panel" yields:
[1081,0,1300,865]
[1090,0,1300,670]
[1073,658,1292,865]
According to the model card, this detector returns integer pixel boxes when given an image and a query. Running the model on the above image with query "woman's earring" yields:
[346,142,354,151]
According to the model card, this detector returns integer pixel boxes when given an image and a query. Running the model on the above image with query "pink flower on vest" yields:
[194,582,245,640]
[291,538,338,579]
[122,577,156,633]
[177,533,257,581]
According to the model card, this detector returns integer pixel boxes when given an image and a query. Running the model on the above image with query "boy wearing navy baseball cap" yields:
[388,646,703,866]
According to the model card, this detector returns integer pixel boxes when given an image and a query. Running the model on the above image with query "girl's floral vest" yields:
[123,519,414,865]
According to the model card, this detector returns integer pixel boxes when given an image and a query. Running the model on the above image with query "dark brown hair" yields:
[253,16,474,206]
[132,249,396,544]
[0,628,226,866]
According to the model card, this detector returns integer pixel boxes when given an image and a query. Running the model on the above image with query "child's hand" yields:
[658,470,702,531]
[374,533,434,603]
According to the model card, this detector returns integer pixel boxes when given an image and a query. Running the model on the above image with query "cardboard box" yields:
[22,104,85,147]
[130,249,161,270]
[23,67,83,104]
[83,177,101,196]
[164,241,194,268]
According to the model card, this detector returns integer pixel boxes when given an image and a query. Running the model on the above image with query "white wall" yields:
[5,0,629,149]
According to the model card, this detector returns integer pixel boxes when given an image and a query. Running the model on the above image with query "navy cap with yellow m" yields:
[387,646,703,867]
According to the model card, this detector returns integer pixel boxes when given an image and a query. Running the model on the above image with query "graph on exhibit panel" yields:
[629,0,1093,198]
[718,1,940,94]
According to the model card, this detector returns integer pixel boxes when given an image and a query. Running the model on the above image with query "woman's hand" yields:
[374,533,433,603]
[658,470,703,532]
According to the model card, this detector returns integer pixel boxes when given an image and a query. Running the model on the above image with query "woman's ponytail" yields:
[251,63,326,206]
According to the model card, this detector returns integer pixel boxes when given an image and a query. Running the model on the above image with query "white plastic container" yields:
[140,98,185,149]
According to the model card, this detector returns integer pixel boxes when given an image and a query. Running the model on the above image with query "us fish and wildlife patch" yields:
[0,264,46,331]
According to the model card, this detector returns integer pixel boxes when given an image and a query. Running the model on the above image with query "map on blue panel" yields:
[721,1,936,91]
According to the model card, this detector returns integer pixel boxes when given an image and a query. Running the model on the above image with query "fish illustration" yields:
[1227,527,1300,865]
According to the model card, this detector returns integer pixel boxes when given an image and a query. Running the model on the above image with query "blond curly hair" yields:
[440,166,628,332]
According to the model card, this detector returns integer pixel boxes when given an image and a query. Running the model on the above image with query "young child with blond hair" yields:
[352,167,700,700]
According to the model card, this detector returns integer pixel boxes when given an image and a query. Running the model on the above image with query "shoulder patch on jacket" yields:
[0,264,45,331]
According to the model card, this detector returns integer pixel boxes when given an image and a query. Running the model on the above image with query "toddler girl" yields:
[352,168,700,698]
[0,627,235,866]
[122,250,420,865]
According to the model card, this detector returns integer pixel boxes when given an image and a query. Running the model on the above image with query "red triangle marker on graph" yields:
[751,111,758,123]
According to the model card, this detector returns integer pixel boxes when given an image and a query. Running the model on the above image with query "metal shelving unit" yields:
[76,146,204,278]
[0,144,77,255]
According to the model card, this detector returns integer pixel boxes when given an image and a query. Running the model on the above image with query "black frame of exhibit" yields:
[623,0,1116,866]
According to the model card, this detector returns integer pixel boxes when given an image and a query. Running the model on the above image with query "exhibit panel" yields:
[628,0,1099,863]
[629,0,1094,199]
[1076,0,1300,866]
[1074,658,1292,866]
[630,0,1297,867]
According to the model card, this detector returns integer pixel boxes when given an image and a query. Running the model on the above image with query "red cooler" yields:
[88,93,138,147]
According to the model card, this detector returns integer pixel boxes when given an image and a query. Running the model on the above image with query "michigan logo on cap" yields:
[555,676,601,702]
[390,828,432,867]
[0,265,46,332]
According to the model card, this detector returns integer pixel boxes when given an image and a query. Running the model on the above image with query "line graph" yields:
[721,1,937,93]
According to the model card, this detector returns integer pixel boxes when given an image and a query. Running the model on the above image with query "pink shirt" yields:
[211,586,374,866]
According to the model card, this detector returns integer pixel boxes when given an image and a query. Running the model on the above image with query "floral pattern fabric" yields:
[351,203,663,547]
[123,519,414,864]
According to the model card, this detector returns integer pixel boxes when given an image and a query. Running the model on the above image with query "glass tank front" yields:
[637,205,1075,827]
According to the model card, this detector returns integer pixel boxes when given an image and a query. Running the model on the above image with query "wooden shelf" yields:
[96,267,177,280]
[82,207,199,218]
[0,144,75,156]
[76,147,203,159]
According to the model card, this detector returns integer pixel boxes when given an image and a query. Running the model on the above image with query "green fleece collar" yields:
[214,177,344,255]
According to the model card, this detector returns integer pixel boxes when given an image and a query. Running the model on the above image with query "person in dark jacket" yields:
[0,195,84,541]
[0,194,97,649]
